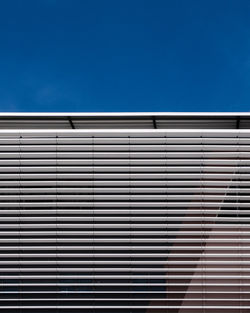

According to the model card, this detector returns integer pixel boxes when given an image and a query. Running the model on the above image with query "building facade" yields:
[0,113,250,312]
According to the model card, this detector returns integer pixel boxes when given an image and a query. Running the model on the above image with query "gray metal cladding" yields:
[0,112,249,129]
[0,113,250,312]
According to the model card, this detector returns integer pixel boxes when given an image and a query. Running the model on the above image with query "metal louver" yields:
[0,113,250,313]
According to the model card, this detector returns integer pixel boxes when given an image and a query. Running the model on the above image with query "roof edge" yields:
[0,112,249,117]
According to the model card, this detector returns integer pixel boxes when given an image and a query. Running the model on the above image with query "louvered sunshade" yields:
[0,114,250,312]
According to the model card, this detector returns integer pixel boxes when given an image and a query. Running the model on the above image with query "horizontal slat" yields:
[0,166,249,173]
[0,158,250,166]
[1,137,250,144]
[0,260,250,264]
[1,144,250,152]
[0,223,250,229]
[0,173,247,178]
[0,253,249,257]
[0,245,248,250]
[0,273,250,278]
[1,194,249,200]
[0,217,250,222]
[1,298,249,300]
[0,275,248,279]
[0,202,248,208]
[0,290,248,293]
[1,306,250,309]
[0,187,248,193]
[0,151,249,158]
[0,283,250,286]
[0,238,249,242]
[0,230,248,235]
[0,180,249,187]
[0,209,247,214]
[0,266,249,270]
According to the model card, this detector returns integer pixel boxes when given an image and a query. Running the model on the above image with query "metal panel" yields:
[0,114,249,312]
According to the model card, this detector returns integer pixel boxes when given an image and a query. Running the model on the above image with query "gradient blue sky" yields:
[0,0,250,112]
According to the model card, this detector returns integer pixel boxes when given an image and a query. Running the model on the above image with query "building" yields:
[0,112,250,313]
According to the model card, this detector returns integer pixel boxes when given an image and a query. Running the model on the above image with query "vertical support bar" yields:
[236,116,240,129]
[68,116,75,129]
[152,116,157,129]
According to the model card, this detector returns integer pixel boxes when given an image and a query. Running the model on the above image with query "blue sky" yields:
[0,0,249,112]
